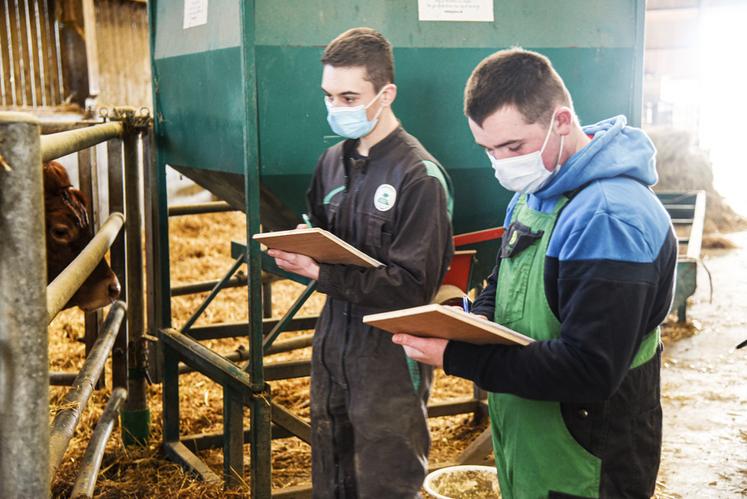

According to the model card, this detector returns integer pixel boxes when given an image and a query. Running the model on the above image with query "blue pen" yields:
[462,295,471,313]
[302,213,313,228]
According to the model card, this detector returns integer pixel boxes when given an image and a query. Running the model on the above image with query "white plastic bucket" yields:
[423,464,500,499]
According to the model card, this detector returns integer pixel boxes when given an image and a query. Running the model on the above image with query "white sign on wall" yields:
[183,0,208,29]
[418,0,494,22]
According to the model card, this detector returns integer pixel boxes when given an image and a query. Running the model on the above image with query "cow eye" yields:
[50,224,73,243]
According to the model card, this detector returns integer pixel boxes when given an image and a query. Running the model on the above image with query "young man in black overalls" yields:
[269,28,454,498]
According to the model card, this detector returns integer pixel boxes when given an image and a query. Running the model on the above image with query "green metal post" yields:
[223,387,245,489]
[240,1,272,496]
[162,336,180,444]
[147,0,172,386]
[121,124,150,445]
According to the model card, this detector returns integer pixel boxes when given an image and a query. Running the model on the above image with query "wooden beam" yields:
[59,0,89,106]
[163,441,220,484]
[81,0,99,98]
[270,402,311,444]
[456,428,494,465]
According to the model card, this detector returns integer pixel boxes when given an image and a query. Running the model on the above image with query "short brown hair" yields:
[464,48,572,127]
[321,27,394,92]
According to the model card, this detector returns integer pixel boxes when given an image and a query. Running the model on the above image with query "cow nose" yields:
[108,280,121,299]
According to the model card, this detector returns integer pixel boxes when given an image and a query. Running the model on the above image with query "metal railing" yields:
[168,200,237,217]
[0,108,150,497]
[40,121,124,162]
[70,387,128,498]
[49,301,126,481]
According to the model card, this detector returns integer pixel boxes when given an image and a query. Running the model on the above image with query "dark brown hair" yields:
[321,27,394,92]
[464,47,572,127]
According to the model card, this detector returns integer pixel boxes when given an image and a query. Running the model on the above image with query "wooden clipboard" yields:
[363,304,534,346]
[253,228,383,268]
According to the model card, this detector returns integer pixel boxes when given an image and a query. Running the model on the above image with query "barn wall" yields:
[0,0,151,111]
[0,0,65,108]
[94,0,150,108]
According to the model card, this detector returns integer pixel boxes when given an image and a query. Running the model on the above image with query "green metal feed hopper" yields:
[149,1,645,494]
[151,0,645,286]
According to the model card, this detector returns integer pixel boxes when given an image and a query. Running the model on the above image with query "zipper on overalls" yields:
[329,149,364,497]
[341,159,366,387]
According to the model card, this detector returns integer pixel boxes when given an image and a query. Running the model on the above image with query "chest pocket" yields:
[365,214,393,259]
[494,221,545,326]
[500,222,544,259]
[324,199,341,234]
[322,184,346,233]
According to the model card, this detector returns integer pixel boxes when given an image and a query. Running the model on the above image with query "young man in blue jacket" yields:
[394,48,677,498]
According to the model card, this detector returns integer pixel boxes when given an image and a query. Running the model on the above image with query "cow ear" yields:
[49,223,74,244]
[43,161,72,192]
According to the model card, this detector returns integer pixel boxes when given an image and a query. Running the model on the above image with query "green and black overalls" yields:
[307,127,454,498]
[445,189,677,498]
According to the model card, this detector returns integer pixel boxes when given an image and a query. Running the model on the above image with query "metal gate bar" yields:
[70,387,128,498]
[48,301,126,482]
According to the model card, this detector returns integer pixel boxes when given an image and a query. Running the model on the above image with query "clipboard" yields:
[253,228,383,268]
[363,304,534,346]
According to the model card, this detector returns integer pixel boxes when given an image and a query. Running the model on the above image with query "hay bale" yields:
[647,127,747,234]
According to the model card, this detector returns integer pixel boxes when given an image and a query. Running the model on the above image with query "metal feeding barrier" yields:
[656,191,707,323]
[0,107,151,498]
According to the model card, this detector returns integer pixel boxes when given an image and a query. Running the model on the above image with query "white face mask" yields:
[486,113,564,194]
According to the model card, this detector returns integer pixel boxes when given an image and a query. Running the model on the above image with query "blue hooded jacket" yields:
[444,116,678,402]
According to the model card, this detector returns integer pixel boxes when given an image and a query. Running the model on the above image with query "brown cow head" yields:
[44,161,121,311]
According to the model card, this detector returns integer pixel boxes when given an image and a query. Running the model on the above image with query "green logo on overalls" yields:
[509,230,519,246]
[374,184,397,212]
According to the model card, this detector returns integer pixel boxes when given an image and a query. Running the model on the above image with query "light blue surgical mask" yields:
[325,87,385,139]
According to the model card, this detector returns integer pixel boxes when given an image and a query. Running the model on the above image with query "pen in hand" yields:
[462,295,471,313]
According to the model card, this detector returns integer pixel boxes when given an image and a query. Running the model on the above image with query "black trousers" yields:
[310,302,432,499]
